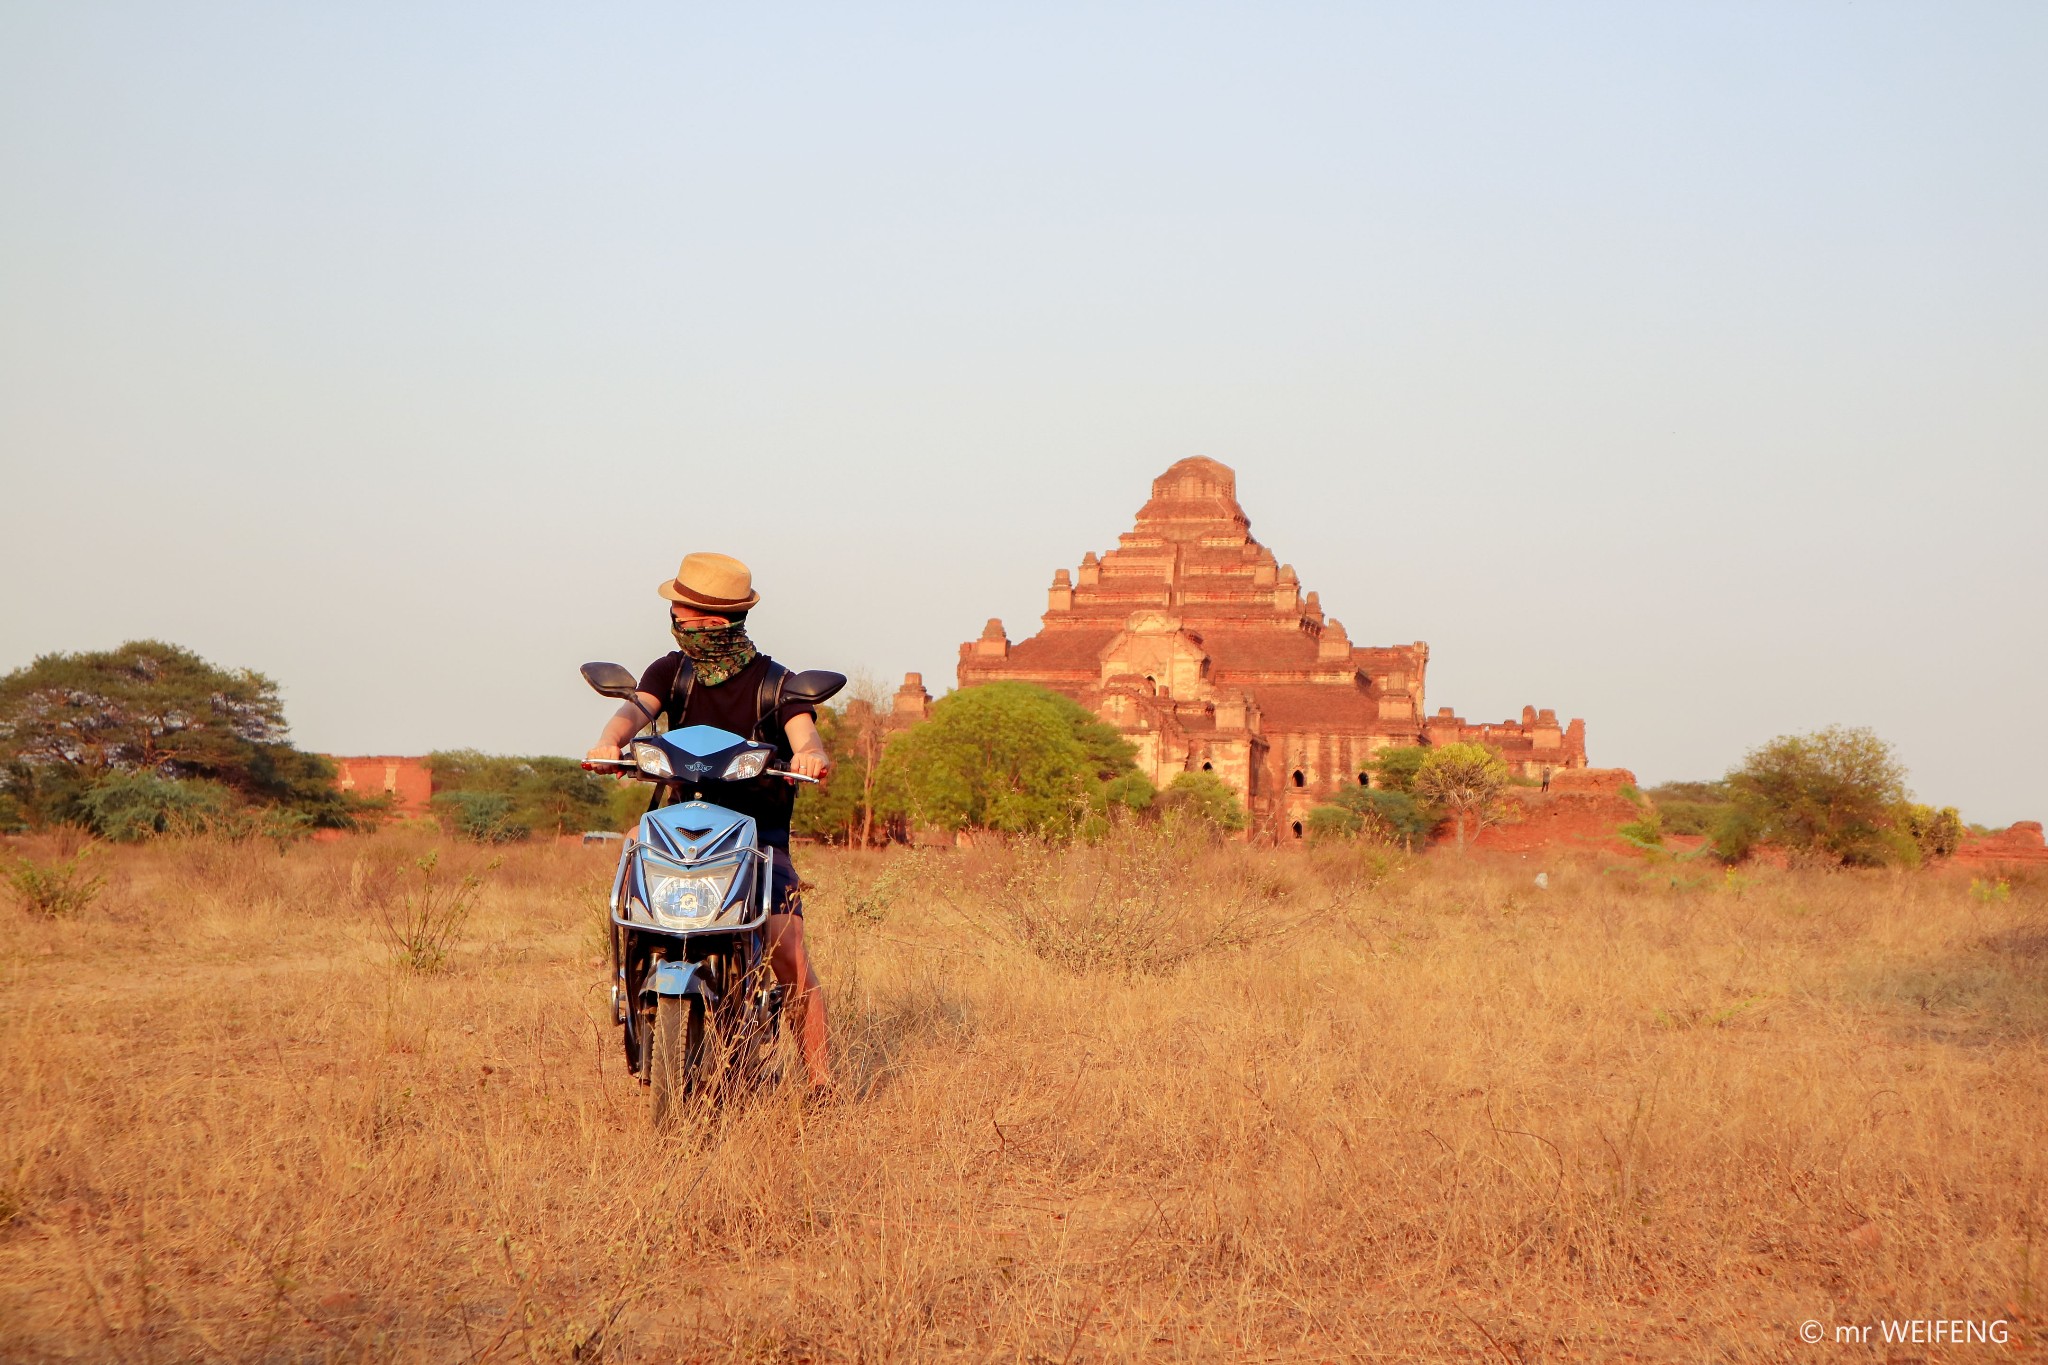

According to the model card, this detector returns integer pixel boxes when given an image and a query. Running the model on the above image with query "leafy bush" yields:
[1645,780,1728,804]
[1711,804,1764,863]
[1652,801,1725,836]
[1305,802,1376,843]
[425,751,611,839]
[1154,772,1248,833]
[877,682,1139,839]
[1616,789,1662,847]
[1641,782,1734,838]
[76,772,234,842]
[1100,771,1158,817]
[1723,726,1910,867]
[1902,803,1964,861]
[431,790,530,844]
[6,846,106,918]
[1368,746,1427,795]
[1306,786,1432,849]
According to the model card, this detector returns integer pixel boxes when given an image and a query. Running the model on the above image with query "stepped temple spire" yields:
[957,457,1589,839]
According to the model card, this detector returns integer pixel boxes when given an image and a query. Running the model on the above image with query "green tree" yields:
[0,640,365,829]
[605,778,651,832]
[522,762,612,837]
[842,685,896,849]
[790,703,865,844]
[1368,746,1428,794]
[424,750,611,839]
[1723,726,1910,867]
[876,682,1138,838]
[1306,784,1433,849]
[792,677,908,848]
[1154,771,1248,833]
[242,742,364,829]
[1413,742,1511,852]
[0,640,284,777]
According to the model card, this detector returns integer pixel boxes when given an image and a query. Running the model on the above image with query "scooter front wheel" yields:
[648,993,707,1126]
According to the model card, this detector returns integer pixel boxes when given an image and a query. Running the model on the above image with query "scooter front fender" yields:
[645,959,715,1003]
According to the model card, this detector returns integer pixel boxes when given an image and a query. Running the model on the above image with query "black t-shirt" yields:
[635,652,816,847]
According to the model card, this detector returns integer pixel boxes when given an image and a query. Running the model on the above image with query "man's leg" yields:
[764,849,829,1087]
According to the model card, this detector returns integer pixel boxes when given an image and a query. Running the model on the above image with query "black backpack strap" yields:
[666,652,693,730]
[644,657,692,814]
[753,657,791,746]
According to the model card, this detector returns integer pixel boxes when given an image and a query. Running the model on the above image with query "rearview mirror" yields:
[783,670,847,705]
[581,662,642,699]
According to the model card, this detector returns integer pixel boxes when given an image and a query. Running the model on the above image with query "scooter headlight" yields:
[631,741,673,778]
[644,860,739,928]
[721,750,770,781]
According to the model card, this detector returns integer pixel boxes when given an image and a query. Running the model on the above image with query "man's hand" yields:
[586,742,622,761]
[782,712,830,783]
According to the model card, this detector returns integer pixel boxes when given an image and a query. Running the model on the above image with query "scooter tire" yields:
[648,993,706,1127]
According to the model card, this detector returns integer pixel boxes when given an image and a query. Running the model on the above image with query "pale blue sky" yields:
[3,3,2043,823]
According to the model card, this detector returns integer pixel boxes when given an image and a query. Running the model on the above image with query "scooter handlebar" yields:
[582,758,818,784]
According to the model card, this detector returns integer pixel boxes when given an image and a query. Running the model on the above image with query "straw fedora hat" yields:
[657,552,761,612]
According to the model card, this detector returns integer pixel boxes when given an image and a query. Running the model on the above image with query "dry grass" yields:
[1,826,2043,1362]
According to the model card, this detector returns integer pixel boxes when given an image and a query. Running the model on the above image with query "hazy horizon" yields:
[3,4,2043,823]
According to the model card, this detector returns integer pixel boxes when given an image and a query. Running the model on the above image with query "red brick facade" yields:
[328,756,433,817]
[1953,821,2048,872]
[955,458,1589,839]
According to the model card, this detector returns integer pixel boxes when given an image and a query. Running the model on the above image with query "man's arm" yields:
[784,712,830,781]
[586,692,663,760]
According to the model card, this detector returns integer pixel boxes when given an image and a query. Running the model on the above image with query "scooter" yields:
[578,661,845,1122]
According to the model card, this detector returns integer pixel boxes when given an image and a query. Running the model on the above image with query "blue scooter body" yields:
[576,661,844,1117]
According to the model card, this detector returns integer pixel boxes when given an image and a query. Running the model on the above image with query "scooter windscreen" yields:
[627,724,777,783]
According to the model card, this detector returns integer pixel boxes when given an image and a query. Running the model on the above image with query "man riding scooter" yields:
[586,552,833,1092]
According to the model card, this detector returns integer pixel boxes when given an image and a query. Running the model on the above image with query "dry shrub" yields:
[0,832,2044,1362]
[4,843,105,919]
[152,830,284,913]
[935,821,1316,975]
[367,848,496,972]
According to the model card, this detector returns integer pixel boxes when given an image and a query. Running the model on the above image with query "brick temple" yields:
[953,457,1588,839]
[328,755,433,817]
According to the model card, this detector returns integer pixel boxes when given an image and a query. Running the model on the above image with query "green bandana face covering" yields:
[671,620,758,687]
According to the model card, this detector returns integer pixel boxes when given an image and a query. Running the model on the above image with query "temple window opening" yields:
[1291,821,1303,839]
[1291,769,1305,787]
